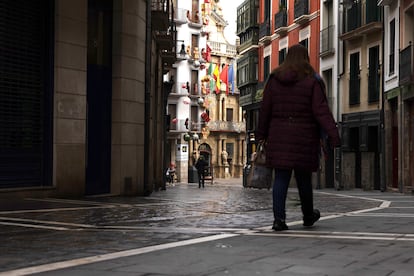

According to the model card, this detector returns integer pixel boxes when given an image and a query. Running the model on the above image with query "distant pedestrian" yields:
[195,156,208,188]
[256,44,340,231]
[166,163,176,185]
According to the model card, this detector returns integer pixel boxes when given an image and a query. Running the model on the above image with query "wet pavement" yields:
[0,178,413,275]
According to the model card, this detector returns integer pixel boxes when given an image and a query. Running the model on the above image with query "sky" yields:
[220,0,244,43]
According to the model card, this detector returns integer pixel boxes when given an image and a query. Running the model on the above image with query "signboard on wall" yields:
[176,144,189,161]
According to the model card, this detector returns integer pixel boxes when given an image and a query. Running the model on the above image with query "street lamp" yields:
[340,0,357,10]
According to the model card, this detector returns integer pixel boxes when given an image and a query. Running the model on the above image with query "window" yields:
[191,70,198,95]
[237,53,258,87]
[389,19,395,76]
[191,34,199,58]
[168,104,177,130]
[366,0,381,24]
[263,56,270,81]
[279,0,287,9]
[300,38,308,50]
[238,64,248,85]
[226,108,233,122]
[368,46,380,102]
[349,52,360,105]
[279,48,286,65]
[226,143,234,159]
[191,106,198,131]
[191,0,199,22]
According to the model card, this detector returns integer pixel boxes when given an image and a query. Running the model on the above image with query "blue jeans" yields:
[273,169,314,221]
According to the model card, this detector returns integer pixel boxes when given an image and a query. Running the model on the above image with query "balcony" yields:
[236,0,259,35]
[209,41,237,57]
[259,19,271,44]
[188,11,202,29]
[176,40,187,60]
[238,29,259,54]
[239,83,258,107]
[294,0,310,25]
[169,119,189,132]
[174,8,187,25]
[274,11,288,36]
[156,23,177,73]
[151,0,170,31]
[207,121,246,133]
[320,25,335,57]
[399,44,414,86]
[155,29,175,51]
[340,0,382,41]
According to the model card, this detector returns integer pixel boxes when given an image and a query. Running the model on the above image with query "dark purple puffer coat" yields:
[255,72,340,172]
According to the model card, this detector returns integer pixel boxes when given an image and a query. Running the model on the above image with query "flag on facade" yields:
[210,78,215,93]
[220,64,229,94]
[207,62,213,75]
[213,63,220,93]
[207,62,214,93]
[228,63,234,94]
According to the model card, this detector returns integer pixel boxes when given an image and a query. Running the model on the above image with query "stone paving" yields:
[0,178,413,275]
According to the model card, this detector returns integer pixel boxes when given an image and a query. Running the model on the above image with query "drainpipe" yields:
[380,5,386,192]
[144,0,152,196]
[336,2,345,190]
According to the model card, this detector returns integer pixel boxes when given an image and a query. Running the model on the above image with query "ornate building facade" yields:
[165,0,245,183]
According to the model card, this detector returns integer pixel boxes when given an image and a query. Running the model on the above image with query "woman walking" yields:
[256,44,340,231]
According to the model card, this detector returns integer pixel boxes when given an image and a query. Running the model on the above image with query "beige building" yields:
[166,0,245,183]
[339,0,383,190]
[0,0,171,197]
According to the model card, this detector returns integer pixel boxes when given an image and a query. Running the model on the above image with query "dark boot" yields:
[303,209,320,227]
[272,218,288,231]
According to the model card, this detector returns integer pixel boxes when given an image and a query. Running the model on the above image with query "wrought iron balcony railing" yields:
[343,0,381,35]
[274,10,287,29]
[259,18,271,40]
[400,43,413,85]
[151,0,171,32]
[320,25,335,57]
[294,0,309,20]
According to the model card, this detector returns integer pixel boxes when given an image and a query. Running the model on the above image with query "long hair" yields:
[272,44,315,81]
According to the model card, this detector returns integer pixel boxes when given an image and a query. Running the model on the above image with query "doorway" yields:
[86,0,113,195]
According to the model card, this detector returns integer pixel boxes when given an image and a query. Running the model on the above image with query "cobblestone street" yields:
[1,179,413,275]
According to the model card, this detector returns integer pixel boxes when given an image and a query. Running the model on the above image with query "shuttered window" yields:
[368,45,380,102]
[0,0,53,188]
[349,52,360,105]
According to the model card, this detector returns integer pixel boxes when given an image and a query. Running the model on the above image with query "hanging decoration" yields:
[197,97,204,105]
[201,111,210,122]
[184,133,191,141]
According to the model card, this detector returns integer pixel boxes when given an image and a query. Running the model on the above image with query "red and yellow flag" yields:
[213,63,220,93]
